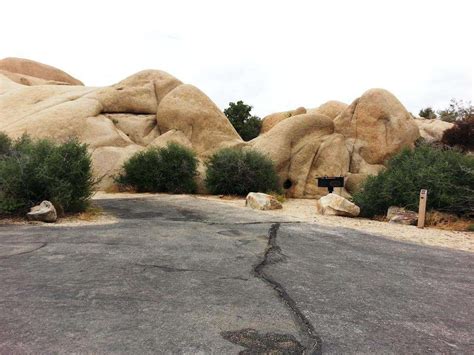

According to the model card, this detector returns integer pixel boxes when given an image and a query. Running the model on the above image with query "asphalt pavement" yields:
[0,195,472,354]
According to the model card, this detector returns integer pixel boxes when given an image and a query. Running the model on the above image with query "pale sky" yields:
[1,0,472,117]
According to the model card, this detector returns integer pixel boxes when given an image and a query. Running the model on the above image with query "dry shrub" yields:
[426,211,472,231]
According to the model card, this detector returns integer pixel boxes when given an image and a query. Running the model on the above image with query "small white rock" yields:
[27,201,57,223]
[245,192,282,211]
[315,193,360,217]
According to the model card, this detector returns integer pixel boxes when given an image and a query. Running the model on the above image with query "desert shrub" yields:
[0,132,12,156]
[441,120,474,152]
[116,143,198,193]
[352,144,474,217]
[224,101,262,141]
[205,148,280,195]
[0,134,95,214]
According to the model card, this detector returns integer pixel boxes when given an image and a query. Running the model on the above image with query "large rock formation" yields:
[0,58,421,197]
[0,57,83,86]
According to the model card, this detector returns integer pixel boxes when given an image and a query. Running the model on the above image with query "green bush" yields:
[116,143,198,193]
[0,132,12,156]
[205,148,280,195]
[352,144,474,217]
[0,134,95,214]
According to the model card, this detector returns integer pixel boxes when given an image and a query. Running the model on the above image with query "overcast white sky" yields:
[1,0,472,117]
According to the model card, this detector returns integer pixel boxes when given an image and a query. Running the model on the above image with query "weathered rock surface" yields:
[334,89,420,173]
[315,193,360,217]
[387,206,418,225]
[0,58,421,197]
[307,100,348,119]
[245,192,282,210]
[26,201,57,222]
[0,57,83,85]
[415,118,454,142]
[260,107,306,134]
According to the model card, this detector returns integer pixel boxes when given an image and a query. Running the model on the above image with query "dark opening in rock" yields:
[283,179,293,189]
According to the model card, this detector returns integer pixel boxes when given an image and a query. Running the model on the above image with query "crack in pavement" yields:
[0,242,48,259]
[253,223,322,355]
[134,263,210,273]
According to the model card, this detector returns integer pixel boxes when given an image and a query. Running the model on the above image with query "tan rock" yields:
[91,145,143,190]
[0,57,83,85]
[251,113,335,198]
[149,129,192,149]
[156,84,243,155]
[106,114,158,146]
[345,173,368,194]
[307,100,348,119]
[246,192,283,210]
[315,193,360,217]
[27,201,57,223]
[415,118,454,142]
[334,89,420,170]
[260,107,307,134]
[387,207,418,225]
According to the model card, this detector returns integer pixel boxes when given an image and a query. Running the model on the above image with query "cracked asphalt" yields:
[0,195,473,354]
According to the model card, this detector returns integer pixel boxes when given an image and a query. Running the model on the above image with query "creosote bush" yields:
[352,144,474,218]
[205,148,280,195]
[116,143,198,193]
[0,133,95,215]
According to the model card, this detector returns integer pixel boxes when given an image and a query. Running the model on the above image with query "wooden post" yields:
[417,189,428,228]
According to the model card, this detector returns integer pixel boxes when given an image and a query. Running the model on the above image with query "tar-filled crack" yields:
[0,242,47,259]
[253,223,322,355]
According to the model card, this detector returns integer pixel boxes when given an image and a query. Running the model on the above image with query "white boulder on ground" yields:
[387,206,418,225]
[26,201,57,223]
[245,192,283,210]
[315,193,360,217]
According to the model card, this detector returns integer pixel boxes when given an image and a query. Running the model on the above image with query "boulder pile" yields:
[0,57,429,198]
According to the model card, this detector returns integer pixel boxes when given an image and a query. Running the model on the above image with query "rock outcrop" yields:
[0,57,83,86]
[0,58,421,197]
[415,118,453,142]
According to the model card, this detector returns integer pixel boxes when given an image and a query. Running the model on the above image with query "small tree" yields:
[419,107,437,119]
[224,101,262,141]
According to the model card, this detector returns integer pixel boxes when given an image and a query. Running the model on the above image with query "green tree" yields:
[419,107,437,119]
[224,101,262,141]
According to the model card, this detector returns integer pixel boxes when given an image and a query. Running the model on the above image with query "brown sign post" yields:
[417,189,428,228]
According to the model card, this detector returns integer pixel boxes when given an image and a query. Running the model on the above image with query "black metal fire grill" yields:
[317,176,344,193]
